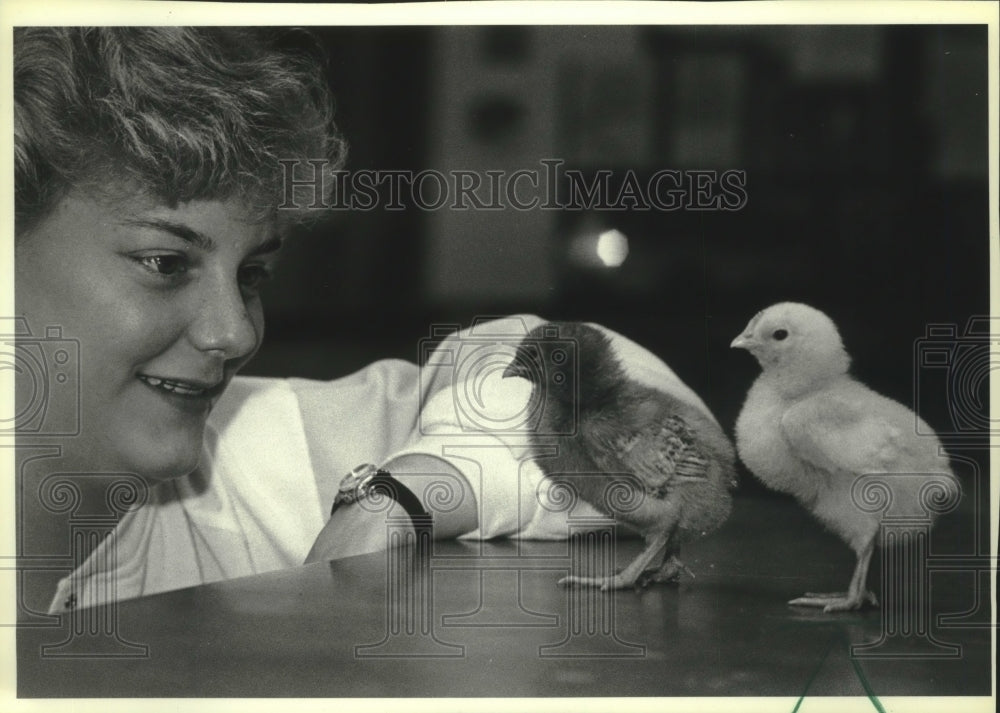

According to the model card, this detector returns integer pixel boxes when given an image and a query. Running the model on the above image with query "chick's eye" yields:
[772,329,789,341]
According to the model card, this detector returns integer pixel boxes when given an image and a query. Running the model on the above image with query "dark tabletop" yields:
[16,495,991,699]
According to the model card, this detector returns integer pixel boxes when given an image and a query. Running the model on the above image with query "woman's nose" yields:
[187,280,261,361]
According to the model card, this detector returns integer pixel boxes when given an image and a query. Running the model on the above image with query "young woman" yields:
[14,26,717,614]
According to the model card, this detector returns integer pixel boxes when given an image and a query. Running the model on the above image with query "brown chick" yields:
[503,321,737,591]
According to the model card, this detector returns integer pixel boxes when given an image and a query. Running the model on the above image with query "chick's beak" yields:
[730,333,753,350]
[503,358,529,380]
[504,343,546,380]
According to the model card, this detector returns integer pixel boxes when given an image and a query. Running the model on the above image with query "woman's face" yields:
[16,188,280,479]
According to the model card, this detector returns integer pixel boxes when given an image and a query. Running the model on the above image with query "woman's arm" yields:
[304,453,478,563]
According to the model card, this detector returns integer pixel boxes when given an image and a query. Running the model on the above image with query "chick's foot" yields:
[637,554,694,587]
[558,573,638,591]
[788,590,879,612]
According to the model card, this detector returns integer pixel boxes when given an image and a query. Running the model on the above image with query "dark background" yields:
[244,25,990,494]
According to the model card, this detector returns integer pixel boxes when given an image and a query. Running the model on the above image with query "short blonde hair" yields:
[14,26,348,233]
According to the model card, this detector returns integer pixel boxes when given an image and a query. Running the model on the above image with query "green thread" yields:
[792,629,885,713]
[792,633,836,713]
[849,651,887,713]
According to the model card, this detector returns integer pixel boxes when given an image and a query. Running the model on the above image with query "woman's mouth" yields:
[138,374,222,400]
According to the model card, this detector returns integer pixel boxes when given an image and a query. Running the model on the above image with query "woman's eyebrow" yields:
[121,219,280,256]
[251,236,283,256]
[122,218,215,251]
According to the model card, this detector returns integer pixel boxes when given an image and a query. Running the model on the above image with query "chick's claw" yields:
[558,573,636,591]
[788,590,879,612]
[638,555,693,587]
[560,554,695,592]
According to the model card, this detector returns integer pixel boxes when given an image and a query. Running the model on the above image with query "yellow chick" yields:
[731,302,958,612]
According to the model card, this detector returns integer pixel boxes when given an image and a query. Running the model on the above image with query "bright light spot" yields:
[596,229,629,268]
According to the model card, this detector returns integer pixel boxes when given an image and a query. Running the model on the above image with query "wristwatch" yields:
[330,463,432,529]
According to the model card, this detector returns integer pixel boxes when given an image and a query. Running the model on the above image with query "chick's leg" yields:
[559,533,668,591]
[638,548,694,586]
[789,537,879,612]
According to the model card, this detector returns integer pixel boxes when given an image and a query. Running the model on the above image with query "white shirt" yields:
[48,316,717,613]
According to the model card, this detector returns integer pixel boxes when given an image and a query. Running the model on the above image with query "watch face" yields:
[337,464,379,503]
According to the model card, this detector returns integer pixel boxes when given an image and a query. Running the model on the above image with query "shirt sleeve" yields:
[291,315,719,541]
[384,382,609,540]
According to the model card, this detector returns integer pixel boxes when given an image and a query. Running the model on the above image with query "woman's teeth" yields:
[139,375,209,396]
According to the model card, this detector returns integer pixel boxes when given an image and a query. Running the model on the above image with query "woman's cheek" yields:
[242,298,267,366]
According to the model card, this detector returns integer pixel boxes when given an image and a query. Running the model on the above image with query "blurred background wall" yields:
[245,25,990,471]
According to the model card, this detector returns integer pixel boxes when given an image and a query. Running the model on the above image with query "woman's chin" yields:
[140,457,201,482]
[119,431,206,482]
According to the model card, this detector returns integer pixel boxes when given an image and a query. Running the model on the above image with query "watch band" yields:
[331,463,432,529]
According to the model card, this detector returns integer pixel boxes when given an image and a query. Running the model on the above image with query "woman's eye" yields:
[136,254,189,277]
[238,264,273,291]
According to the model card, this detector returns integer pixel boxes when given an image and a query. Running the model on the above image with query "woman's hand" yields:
[304,453,478,564]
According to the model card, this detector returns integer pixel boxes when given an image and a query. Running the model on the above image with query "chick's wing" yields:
[779,388,908,475]
[594,413,711,499]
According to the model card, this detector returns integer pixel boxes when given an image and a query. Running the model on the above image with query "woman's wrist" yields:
[304,453,478,564]
[384,454,478,540]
